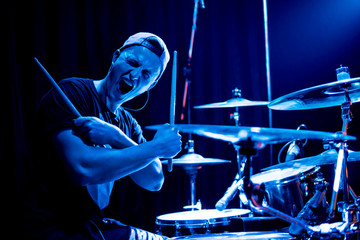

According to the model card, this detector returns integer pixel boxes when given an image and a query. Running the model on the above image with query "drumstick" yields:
[34,57,82,118]
[167,50,178,172]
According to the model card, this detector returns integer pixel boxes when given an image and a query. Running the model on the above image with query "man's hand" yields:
[73,117,132,147]
[151,125,182,158]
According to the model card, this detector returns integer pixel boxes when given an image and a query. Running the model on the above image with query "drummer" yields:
[24,32,182,239]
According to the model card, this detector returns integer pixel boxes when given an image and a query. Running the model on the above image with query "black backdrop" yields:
[6,0,360,233]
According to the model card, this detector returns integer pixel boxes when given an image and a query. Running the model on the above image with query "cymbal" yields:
[262,149,360,171]
[146,124,355,148]
[269,77,360,110]
[161,153,231,167]
[194,97,269,109]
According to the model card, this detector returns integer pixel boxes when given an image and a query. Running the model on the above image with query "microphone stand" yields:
[180,0,205,134]
[180,0,205,187]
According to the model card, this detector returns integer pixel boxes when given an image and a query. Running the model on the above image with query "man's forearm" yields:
[109,130,164,191]
[54,129,163,186]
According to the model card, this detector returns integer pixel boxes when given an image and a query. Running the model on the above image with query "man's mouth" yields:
[119,79,134,94]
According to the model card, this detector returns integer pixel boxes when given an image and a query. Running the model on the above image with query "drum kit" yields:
[146,66,360,239]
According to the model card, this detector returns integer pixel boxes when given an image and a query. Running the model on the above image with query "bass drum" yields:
[156,209,250,237]
[243,165,320,217]
[169,232,294,239]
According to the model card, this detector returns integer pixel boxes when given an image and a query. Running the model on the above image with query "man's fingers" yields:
[73,117,93,126]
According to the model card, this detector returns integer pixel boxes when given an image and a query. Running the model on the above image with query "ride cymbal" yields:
[269,77,360,110]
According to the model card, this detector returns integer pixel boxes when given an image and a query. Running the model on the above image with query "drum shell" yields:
[249,166,320,217]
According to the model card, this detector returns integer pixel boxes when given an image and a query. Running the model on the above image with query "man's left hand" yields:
[73,116,124,146]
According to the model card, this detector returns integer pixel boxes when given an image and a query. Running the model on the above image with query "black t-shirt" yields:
[24,78,145,239]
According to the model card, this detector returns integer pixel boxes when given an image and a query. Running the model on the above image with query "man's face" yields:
[106,45,162,105]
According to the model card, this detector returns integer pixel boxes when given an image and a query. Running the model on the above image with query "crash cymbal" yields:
[146,124,355,148]
[194,97,269,109]
[269,77,360,110]
[262,149,360,171]
[161,153,231,167]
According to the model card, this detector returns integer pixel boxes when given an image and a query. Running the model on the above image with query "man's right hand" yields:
[151,125,182,159]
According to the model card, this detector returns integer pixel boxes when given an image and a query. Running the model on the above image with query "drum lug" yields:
[175,222,181,236]
[205,221,210,233]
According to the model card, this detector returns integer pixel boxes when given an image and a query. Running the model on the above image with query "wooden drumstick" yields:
[167,50,178,172]
[34,57,82,118]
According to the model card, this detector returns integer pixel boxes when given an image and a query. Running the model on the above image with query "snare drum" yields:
[245,166,320,217]
[156,209,250,237]
[169,231,294,239]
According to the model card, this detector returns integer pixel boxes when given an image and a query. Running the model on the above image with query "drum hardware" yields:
[212,88,259,210]
[267,66,360,238]
[174,140,200,210]
[247,182,360,239]
[230,89,242,127]
[147,123,357,237]
[161,140,231,210]
[289,173,330,237]
[183,200,202,211]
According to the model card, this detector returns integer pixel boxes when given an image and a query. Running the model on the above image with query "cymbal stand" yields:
[324,85,360,238]
[182,140,202,211]
[329,95,351,218]
[229,88,252,208]
[329,66,360,225]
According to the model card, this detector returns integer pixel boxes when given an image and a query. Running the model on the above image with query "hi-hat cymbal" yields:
[161,153,231,167]
[146,124,355,148]
[262,149,360,171]
[269,77,360,110]
[194,97,269,109]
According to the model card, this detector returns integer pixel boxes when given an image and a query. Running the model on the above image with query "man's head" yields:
[105,32,170,106]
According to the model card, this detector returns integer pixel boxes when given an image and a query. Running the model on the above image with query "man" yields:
[24,32,182,239]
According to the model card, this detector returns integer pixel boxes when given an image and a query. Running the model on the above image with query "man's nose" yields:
[130,66,143,81]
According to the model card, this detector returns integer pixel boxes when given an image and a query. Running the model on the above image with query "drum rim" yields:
[168,231,294,239]
[156,209,250,227]
[251,166,319,184]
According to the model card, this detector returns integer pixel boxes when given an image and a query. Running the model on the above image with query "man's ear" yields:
[112,49,121,63]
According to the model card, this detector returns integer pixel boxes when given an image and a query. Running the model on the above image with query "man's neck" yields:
[93,79,120,113]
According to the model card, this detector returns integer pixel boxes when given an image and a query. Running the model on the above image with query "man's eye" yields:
[127,59,139,67]
[143,70,150,79]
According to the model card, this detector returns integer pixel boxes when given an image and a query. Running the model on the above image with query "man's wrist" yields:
[109,130,137,149]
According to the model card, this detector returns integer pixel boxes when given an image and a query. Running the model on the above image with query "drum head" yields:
[169,232,294,239]
[156,209,250,227]
[251,165,315,184]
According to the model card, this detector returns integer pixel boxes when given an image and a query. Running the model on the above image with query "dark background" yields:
[6,0,360,233]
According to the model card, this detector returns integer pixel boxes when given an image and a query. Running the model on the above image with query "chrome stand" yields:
[182,140,202,211]
[247,66,360,238]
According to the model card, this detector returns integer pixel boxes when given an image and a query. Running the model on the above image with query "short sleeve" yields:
[37,78,94,135]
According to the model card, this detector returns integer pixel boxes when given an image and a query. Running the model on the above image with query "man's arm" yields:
[92,118,165,191]
[53,119,181,189]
